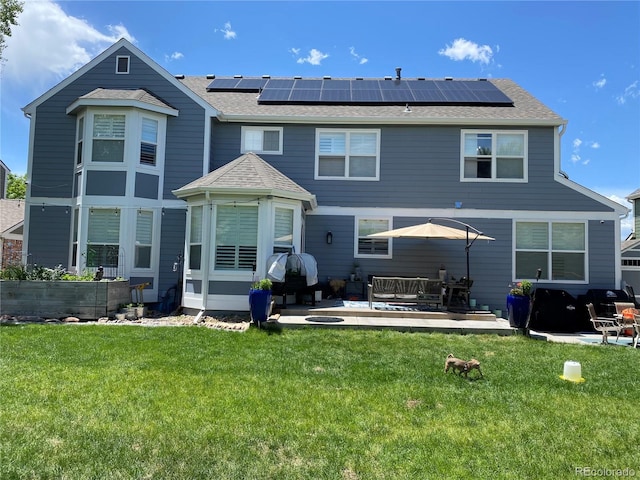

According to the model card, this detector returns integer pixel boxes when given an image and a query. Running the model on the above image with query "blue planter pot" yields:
[249,289,272,324]
[507,294,531,328]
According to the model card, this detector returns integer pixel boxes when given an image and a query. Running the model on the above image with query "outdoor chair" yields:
[586,303,623,344]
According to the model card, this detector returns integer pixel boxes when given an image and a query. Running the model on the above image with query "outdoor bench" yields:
[368,276,444,309]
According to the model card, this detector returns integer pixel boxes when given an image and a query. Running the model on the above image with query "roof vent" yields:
[384,76,392,80]
[478,78,487,81]
[233,74,243,79]
[323,75,331,80]
[395,67,401,80]
[417,77,426,81]
[175,74,185,79]
[445,77,453,81]
[356,77,363,80]
[262,74,271,79]
[206,74,215,79]
[294,75,302,79]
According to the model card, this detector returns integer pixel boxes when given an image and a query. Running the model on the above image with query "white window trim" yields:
[512,219,588,284]
[315,128,381,181]
[130,209,156,272]
[75,115,85,168]
[354,215,393,259]
[185,203,205,275]
[460,129,528,183]
[116,55,130,74]
[211,202,260,276]
[272,201,302,254]
[240,126,283,155]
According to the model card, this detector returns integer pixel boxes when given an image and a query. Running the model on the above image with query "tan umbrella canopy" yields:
[368,218,495,290]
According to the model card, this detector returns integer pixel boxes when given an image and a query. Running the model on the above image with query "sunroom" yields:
[173,152,317,312]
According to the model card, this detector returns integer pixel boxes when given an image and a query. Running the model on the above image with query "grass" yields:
[1,324,638,479]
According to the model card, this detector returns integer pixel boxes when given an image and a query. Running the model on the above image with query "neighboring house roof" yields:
[179,76,566,126]
[622,238,640,253]
[0,199,25,236]
[66,88,179,117]
[173,152,317,208]
[627,188,640,201]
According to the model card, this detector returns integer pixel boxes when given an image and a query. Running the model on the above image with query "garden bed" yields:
[0,280,130,320]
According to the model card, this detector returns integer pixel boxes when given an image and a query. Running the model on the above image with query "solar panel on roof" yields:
[258,89,291,102]
[206,78,241,89]
[289,89,321,102]
[205,75,513,106]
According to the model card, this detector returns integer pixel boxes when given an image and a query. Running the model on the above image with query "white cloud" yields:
[593,75,606,89]
[289,47,300,56]
[438,38,493,65]
[616,80,639,104]
[573,138,583,149]
[296,48,329,66]
[589,141,600,149]
[349,46,368,65]
[215,21,236,40]
[165,51,184,62]
[2,0,135,89]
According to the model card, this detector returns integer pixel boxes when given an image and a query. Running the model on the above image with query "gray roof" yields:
[173,152,316,207]
[0,199,25,235]
[179,77,565,125]
[79,88,174,110]
[627,188,640,201]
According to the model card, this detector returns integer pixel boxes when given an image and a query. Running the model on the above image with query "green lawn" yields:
[1,324,638,479]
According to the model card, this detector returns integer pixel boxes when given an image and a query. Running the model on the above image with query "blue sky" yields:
[1,1,638,236]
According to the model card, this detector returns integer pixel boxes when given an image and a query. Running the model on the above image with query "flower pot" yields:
[249,289,272,325]
[506,294,531,329]
[135,306,146,318]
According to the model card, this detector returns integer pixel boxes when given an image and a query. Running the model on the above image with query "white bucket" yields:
[561,361,584,383]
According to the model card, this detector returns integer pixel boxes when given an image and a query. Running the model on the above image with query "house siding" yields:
[211,123,613,212]
[27,206,71,267]
[26,46,203,301]
[158,208,186,299]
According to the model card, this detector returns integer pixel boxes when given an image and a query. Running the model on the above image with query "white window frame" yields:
[75,115,85,167]
[85,208,121,269]
[315,129,381,181]
[354,216,392,259]
[212,204,259,272]
[140,117,159,166]
[240,126,283,155]
[461,130,528,183]
[116,55,130,74]
[133,209,154,270]
[513,220,588,283]
[91,113,126,163]
[82,109,166,174]
[187,204,204,272]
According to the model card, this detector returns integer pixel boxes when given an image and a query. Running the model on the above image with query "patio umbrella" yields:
[368,218,495,290]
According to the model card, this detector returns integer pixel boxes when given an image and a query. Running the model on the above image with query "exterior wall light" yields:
[326,231,333,244]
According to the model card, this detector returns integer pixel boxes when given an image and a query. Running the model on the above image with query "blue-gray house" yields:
[21,39,628,313]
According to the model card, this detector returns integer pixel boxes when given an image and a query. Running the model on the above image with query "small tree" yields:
[6,172,26,199]
[0,0,23,61]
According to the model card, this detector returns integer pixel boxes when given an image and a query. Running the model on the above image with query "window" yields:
[316,129,380,180]
[76,116,84,165]
[462,130,526,181]
[241,126,283,154]
[135,211,153,268]
[92,114,125,162]
[274,207,294,253]
[356,218,390,258]
[515,221,586,281]
[189,206,203,270]
[140,118,158,165]
[71,208,79,267]
[215,205,258,270]
[116,56,130,74]
[86,209,120,267]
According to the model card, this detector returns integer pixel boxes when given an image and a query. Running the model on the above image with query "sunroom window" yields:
[188,206,203,270]
[215,205,258,270]
[135,210,153,268]
[316,129,379,180]
[462,130,526,181]
[274,207,294,254]
[515,221,586,281]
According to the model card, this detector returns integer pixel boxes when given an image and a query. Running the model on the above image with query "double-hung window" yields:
[215,205,258,270]
[316,129,380,180]
[140,118,158,166]
[462,130,526,181]
[241,126,283,154]
[86,209,120,267]
[356,218,391,258]
[76,116,84,166]
[188,206,203,270]
[92,114,126,162]
[515,221,586,281]
[135,211,153,268]
[274,207,294,254]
